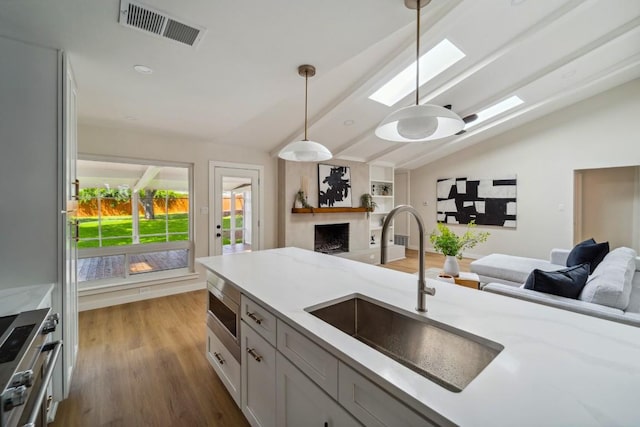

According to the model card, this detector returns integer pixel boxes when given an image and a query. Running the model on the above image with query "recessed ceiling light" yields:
[511,0,527,5]
[369,39,465,107]
[465,96,524,129]
[133,65,153,74]
[343,120,355,126]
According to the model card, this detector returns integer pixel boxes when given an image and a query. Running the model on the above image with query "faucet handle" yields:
[425,286,436,296]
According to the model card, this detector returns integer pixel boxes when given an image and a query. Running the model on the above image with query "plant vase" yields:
[443,255,460,277]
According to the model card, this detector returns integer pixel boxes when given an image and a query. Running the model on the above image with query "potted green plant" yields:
[429,221,489,276]
[294,190,313,210]
[360,193,377,218]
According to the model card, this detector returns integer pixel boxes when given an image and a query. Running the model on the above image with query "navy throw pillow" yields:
[566,238,609,273]
[524,263,590,299]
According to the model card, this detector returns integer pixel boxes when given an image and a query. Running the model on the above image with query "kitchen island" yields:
[197,247,640,426]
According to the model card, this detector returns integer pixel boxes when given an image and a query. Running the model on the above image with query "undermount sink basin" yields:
[307,296,503,392]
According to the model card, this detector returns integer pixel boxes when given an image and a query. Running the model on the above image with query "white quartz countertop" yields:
[197,247,640,426]
[0,283,54,316]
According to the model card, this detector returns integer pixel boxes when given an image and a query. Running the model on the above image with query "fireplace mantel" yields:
[291,207,369,214]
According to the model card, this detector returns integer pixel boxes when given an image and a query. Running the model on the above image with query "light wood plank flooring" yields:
[52,250,470,426]
[383,249,473,274]
[51,291,249,427]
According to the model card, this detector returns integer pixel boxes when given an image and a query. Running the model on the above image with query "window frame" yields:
[77,154,195,286]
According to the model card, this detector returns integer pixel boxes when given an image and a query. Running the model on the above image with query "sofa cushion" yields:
[566,238,609,273]
[524,263,589,299]
[579,247,637,310]
[471,254,565,285]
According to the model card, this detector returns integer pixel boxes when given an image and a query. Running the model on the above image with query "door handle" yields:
[216,224,221,229]
[216,233,221,238]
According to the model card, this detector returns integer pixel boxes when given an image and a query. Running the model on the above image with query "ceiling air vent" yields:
[119,0,206,48]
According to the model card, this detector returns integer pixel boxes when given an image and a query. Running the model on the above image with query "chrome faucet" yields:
[381,205,435,312]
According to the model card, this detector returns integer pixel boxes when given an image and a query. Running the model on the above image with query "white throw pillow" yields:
[579,247,637,310]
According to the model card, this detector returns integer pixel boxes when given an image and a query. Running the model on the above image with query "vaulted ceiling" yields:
[1,0,638,169]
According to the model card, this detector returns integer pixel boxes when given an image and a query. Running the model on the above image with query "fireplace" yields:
[314,223,349,254]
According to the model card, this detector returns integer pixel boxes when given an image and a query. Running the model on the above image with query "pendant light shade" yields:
[375,104,464,142]
[375,0,464,142]
[278,139,332,162]
[278,65,332,162]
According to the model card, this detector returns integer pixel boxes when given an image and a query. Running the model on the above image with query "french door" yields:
[210,162,262,256]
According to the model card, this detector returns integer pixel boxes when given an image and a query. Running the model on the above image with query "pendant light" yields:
[278,65,332,162]
[375,0,464,142]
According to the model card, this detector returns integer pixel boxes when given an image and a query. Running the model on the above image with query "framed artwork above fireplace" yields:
[318,164,352,208]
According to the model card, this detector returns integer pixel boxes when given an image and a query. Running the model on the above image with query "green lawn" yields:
[78,213,244,248]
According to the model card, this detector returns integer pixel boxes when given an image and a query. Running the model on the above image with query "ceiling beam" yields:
[370,1,631,166]
[133,166,162,193]
[269,0,463,158]
[397,55,640,169]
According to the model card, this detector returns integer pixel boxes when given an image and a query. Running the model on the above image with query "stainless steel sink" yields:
[308,296,503,392]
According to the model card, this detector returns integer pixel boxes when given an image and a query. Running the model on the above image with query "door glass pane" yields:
[221,176,252,254]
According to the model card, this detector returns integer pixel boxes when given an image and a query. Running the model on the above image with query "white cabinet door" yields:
[276,353,361,427]
[338,363,438,427]
[241,321,276,427]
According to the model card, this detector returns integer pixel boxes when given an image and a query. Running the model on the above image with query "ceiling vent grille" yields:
[119,0,206,48]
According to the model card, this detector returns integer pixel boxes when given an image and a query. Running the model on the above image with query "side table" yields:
[424,268,481,290]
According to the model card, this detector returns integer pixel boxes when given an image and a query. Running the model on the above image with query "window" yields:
[76,158,193,285]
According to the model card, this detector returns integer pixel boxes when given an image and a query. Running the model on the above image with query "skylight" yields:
[465,96,524,129]
[369,39,465,107]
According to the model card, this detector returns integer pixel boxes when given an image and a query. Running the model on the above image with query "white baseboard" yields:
[79,280,206,311]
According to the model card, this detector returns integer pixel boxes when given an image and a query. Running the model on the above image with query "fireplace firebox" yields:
[314,223,349,254]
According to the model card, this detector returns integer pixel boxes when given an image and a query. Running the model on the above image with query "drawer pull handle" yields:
[213,352,225,365]
[247,312,262,325]
[247,348,262,362]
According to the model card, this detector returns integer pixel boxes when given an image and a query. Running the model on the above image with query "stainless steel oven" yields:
[206,273,241,363]
[0,309,61,427]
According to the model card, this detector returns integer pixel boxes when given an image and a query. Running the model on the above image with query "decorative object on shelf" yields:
[429,221,490,277]
[360,193,377,217]
[374,0,464,143]
[437,176,517,228]
[437,273,455,284]
[371,234,376,245]
[294,190,313,211]
[380,184,390,196]
[278,65,332,162]
[318,164,352,208]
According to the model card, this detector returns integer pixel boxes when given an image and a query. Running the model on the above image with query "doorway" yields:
[574,165,640,252]
[209,162,263,256]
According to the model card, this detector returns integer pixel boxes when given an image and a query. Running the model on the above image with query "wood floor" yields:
[383,249,473,274]
[51,291,249,427]
[52,250,470,427]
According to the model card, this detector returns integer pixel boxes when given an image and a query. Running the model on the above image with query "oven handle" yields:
[21,340,63,427]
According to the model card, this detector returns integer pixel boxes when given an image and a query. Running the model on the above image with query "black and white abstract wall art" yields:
[436,176,517,228]
[318,164,352,208]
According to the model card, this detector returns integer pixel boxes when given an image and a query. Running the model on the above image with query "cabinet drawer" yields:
[242,321,277,427]
[206,328,241,407]
[338,363,437,427]
[277,320,338,399]
[241,295,277,345]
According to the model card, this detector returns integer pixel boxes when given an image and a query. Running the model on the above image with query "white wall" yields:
[78,123,278,301]
[409,79,640,259]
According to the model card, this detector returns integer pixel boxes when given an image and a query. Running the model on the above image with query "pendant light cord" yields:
[304,70,309,141]
[415,0,421,106]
